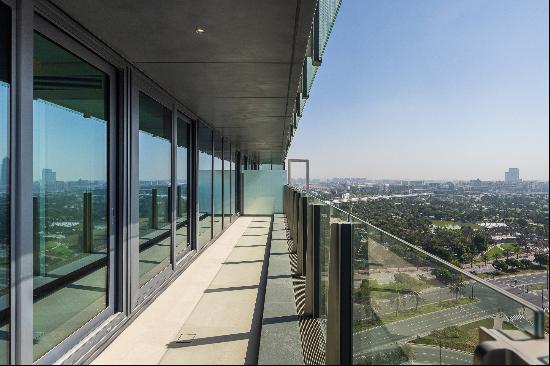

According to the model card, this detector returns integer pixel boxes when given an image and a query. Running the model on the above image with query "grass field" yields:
[411,317,516,353]
[479,243,519,262]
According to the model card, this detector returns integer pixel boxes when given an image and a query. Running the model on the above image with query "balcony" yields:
[83,176,547,365]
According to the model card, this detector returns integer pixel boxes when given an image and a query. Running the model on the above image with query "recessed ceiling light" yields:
[195,27,205,35]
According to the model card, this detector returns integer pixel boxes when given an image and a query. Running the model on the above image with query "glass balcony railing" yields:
[284,185,547,365]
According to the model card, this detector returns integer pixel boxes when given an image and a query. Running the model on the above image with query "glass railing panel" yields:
[287,187,545,365]
[243,170,287,215]
[330,204,350,224]
[350,217,545,365]
[306,195,331,340]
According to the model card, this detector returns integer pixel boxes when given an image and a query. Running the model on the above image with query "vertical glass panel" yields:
[230,150,236,218]
[318,203,331,339]
[223,142,231,228]
[176,118,189,256]
[0,4,10,363]
[138,92,171,286]
[197,122,212,249]
[213,133,223,236]
[242,170,286,214]
[33,32,108,360]
[351,219,543,365]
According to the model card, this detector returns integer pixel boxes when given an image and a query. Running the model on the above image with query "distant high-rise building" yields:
[42,168,57,189]
[505,168,520,184]
[0,157,8,189]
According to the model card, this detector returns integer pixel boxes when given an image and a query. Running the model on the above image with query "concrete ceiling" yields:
[51,0,316,163]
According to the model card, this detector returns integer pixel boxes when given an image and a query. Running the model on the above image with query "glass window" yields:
[197,122,212,249]
[33,32,109,360]
[176,118,189,256]
[231,150,236,218]
[213,133,223,237]
[0,3,10,363]
[223,141,231,228]
[138,92,172,287]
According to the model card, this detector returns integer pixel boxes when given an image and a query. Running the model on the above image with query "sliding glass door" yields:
[175,116,190,259]
[197,122,212,250]
[231,149,236,219]
[137,92,172,287]
[213,133,223,237]
[223,141,231,227]
[0,2,10,363]
[32,27,115,361]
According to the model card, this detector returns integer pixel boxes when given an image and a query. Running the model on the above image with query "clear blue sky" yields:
[288,0,549,181]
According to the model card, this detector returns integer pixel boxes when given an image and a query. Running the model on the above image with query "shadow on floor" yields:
[166,331,251,349]
[204,285,259,293]
[289,246,326,365]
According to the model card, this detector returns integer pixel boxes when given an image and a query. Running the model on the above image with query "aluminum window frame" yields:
[31,14,119,365]
[1,0,16,364]
[130,72,176,309]
[5,1,245,364]
[174,112,193,264]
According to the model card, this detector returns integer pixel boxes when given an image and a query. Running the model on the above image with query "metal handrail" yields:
[286,184,547,338]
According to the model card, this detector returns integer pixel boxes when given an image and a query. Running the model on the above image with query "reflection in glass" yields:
[197,123,212,249]
[33,32,108,360]
[138,93,172,286]
[223,141,231,228]
[176,118,189,256]
[0,4,10,362]
[213,133,223,237]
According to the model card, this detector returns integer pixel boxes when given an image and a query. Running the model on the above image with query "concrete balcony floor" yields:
[93,216,272,365]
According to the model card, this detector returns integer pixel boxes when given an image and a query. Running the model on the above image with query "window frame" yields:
[1,0,15,363]
[130,72,176,309]
[4,1,246,363]
[174,112,192,263]
[31,15,118,365]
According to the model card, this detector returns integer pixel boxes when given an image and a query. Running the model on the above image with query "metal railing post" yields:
[151,188,158,229]
[297,194,308,276]
[83,192,93,253]
[305,203,321,317]
[296,195,305,276]
[177,185,182,217]
[291,190,299,253]
[33,196,45,276]
[326,222,353,365]
[283,186,287,214]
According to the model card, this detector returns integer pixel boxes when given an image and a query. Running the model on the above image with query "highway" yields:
[486,272,549,310]
[407,344,473,365]
[353,281,538,361]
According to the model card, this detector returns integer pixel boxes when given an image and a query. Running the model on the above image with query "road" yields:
[486,272,549,310]
[407,344,473,365]
[354,302,489,352]
[354,287,458,319]
[353,282,537,360]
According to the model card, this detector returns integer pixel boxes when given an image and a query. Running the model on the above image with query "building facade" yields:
[505,167,520,184]
[0,0,341,364]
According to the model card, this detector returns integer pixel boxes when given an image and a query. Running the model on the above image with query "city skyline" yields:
[287,0,549,181]
[288,163,548,182]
